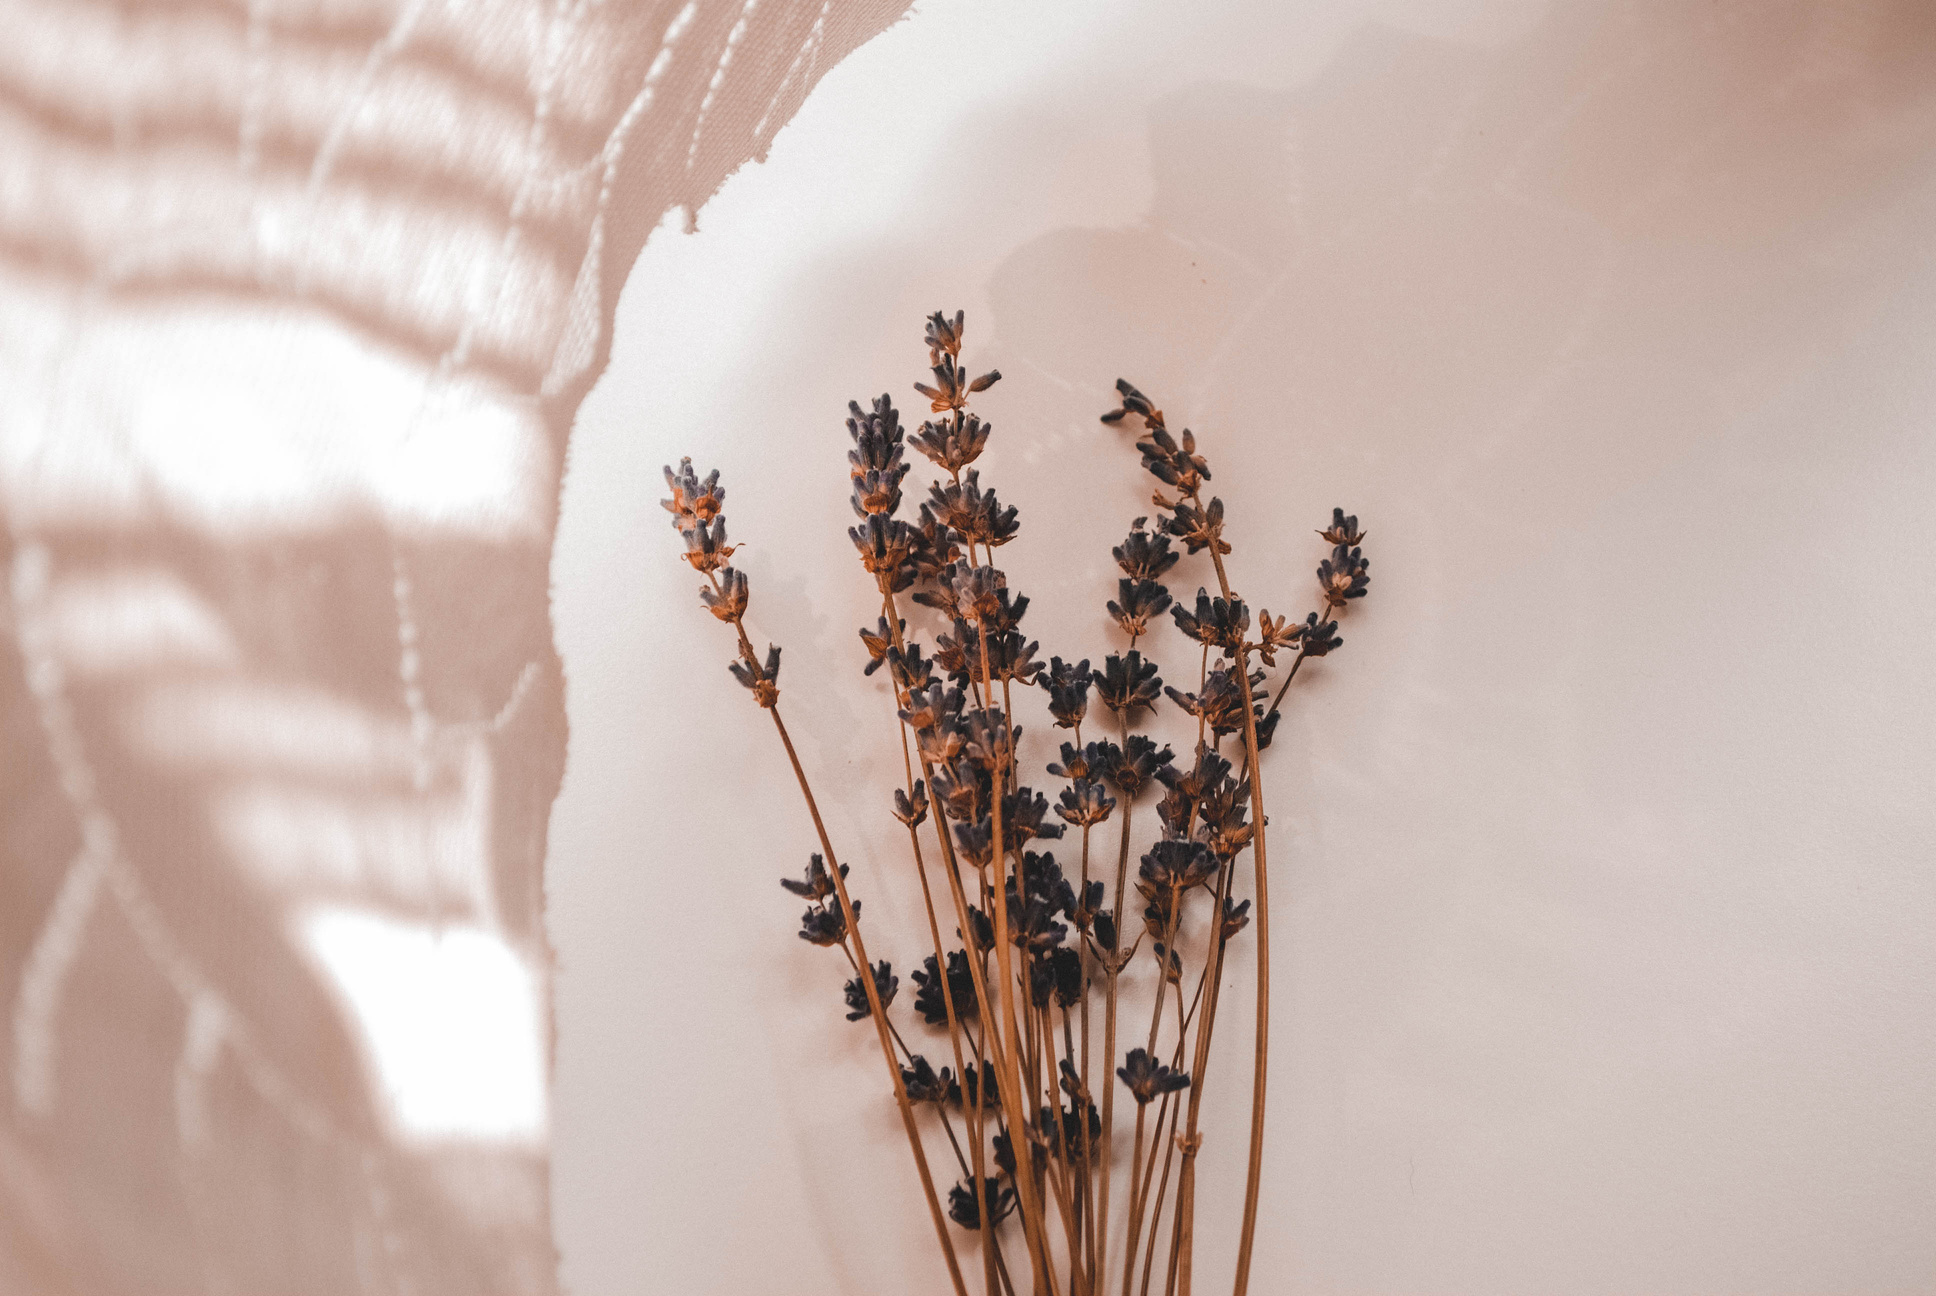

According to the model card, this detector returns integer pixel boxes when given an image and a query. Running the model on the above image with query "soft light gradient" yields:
[551,0,1936,1292]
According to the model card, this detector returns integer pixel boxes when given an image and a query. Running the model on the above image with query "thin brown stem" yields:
[767,705,969,1296]
[1206,539,1272,1296]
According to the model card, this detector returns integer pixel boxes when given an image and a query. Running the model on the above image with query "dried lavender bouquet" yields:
[661,312,1371,1296]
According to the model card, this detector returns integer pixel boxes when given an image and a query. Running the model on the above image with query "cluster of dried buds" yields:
[662,312,1373,1296]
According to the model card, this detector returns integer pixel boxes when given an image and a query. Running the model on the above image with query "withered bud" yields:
[893,780,930,828]
[699,567,748,622]
[661,457,724,533]
[682,516,737,572]
[728,643,781,707]
[1318,507,1366,547]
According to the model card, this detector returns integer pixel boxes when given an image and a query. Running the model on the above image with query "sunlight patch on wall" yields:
[298,905,547,1146]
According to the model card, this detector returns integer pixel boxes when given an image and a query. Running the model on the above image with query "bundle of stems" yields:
[661,311,1372,1296]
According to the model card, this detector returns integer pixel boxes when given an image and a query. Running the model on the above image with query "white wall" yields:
[550,1,1936,1291]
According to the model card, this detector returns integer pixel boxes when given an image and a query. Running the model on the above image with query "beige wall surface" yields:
[551,0,1936,1293]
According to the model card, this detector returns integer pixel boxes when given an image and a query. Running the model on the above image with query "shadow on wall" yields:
[0,0,915,1292]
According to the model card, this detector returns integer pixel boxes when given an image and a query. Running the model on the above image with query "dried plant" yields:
[662,312,1374,1296]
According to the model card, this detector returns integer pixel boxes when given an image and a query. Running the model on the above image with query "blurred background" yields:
[5,0,1935,1293]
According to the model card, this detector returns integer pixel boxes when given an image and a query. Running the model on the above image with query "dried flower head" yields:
[901,1055,949,1104]
[1171,588,1250,654]
[892,780,929,828]
[1093,734,1174,799]
[728,643,782,708]
[699,566,748,622]
[1318,507,1366,547]
[858,616,904,676]
[1117,1047,1190,1104]
[1001,788,1066,847]
[947,1177,1016,1231]
[682,516,738,572]
[1099,378,1162,428]
[926,472,1019,548]
[1113,517,1180,581]
[924,309,965,362]
[1299,612,1344,657]
[846,395,909,518]
[1162,496,1230,556]
[1164,665,1264,738]
[1139,838,1219,892]
[1108,578,1173,639]
[1092,651,1163,720]
[1196,772,1254,861]
[915,352,1001,413]
[1046,740,1101,781]
[1137,423,1212,498]
[912,950,979,1026]
[797,903,852,947]
[661,457,724,533]
[908,506,964,583]
[1055,778,1116,828]
[951,1061,1000,1111]
[848,515,918,589]
[842,959,898,1021]
[1038,656,1092,728]
[779,853,846,901]
[911,413,991,473]
[1317,543,1370,608]
[1254,608,1304,667]
[885,641,936,693]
